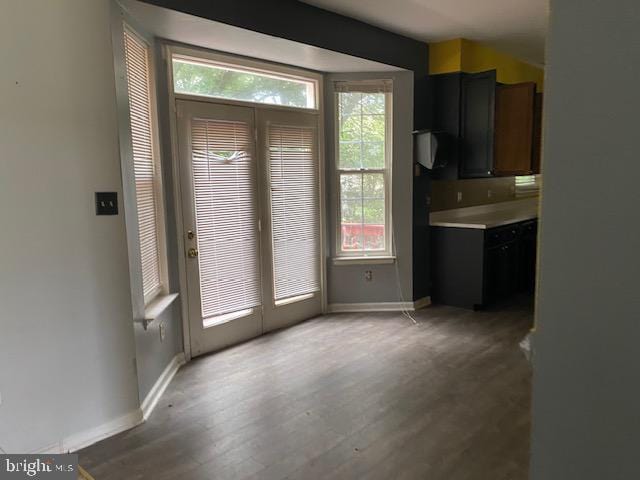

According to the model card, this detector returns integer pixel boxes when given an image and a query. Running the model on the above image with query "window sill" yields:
[140,293,179,330]
[332,256,396,266]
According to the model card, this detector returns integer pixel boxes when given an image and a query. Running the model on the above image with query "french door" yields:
[177,100,322,357]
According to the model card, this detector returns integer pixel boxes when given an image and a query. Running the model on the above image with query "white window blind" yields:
[515,174,541,197]
[123,29,162,300]
[268,125,320,302]
[191,118,261,322]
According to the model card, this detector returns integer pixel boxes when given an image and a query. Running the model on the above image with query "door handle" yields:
[187,248,199,258]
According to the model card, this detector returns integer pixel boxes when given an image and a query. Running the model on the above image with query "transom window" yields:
[172,55,317,109]
[336,81,392,257]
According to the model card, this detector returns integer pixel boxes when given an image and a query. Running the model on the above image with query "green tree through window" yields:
[173,59,314,108]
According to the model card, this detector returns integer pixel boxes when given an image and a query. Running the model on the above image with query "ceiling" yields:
[300,0,549,66]
[120,0,402,73]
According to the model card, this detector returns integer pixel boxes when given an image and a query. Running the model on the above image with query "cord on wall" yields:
[392,226,418,325]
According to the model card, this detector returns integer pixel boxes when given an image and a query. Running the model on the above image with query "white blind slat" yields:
[268,124,320,302]
[191,118,262,320]
[124,29,162,299]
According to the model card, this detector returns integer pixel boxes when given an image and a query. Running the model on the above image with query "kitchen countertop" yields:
[430,197,539,229]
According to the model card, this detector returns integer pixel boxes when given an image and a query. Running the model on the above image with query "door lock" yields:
[187,230,195,240]
[187,248,199,258]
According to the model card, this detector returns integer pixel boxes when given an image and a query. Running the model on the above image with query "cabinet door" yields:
[431,73,462,180]
[531,93,544,174]
[494,82,536,175]
[460,70,496,178]
[486,241,518,303]
[518,221,538,293]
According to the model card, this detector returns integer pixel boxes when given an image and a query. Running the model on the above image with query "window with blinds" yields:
[336,81,392,256]
[190,118,262,325]
[123,28,163,301]
[268,125,320,304]
[515,174,541,197]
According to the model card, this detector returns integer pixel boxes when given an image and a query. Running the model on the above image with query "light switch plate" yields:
[95,192,118,215]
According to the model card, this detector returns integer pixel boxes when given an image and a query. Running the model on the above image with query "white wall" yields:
[531,0,640,478]
[0,0,140,453]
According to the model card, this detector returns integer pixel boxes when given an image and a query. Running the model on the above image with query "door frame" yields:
[162,43,326,360]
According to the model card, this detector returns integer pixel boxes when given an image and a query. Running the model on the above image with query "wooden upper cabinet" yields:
[493,82,536,176]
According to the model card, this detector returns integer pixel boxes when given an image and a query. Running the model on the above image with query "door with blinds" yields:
[177,101,263,356]
[177,101,322,356]
[257,110,322,332]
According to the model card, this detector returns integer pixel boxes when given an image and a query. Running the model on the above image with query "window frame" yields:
[169,48,320,111]
[334,83,393,259]
[123,24,169,306]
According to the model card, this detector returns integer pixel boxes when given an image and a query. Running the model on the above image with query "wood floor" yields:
[79,297,533,480]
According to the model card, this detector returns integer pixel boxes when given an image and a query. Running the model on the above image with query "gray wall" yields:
[324,72,414,305]
[133,302,182,399]
[531,0,640,478]
[111,1,184,403]
[0,0,140,453]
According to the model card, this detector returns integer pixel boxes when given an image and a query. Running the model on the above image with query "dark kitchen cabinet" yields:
[493,82,536,175]
[429,72,463,180]
[460,70,497,178]
[531,93,544,174]
[486,241,519,302]
[429,70,497,180]
[518,220,538,292]
[431,219,538,309]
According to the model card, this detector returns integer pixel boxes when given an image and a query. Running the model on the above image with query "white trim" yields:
[274,292,315,307]
[173,54,319,110]
[334,85,393,258]
[413,296,432,310]
[140,352,186,421]
[332,256,395,265]
[32,352,186,455]
[142,293,179,329]
[328,301,414,313]
[34,410,144,454]
[169,44,323,111]
[164,43,192,362]
[164,43,327,356]
[328,297,431,313]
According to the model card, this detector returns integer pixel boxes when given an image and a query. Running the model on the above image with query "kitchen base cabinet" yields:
[486,240,519,303]
[431,220,538,309]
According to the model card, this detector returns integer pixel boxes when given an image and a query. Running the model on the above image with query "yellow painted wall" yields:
[428,38,463,74]
[429,38,544,91]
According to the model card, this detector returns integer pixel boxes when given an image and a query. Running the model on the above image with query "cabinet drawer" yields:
[485,225,519,248]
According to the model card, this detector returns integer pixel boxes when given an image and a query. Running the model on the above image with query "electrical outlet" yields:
[364,270,373,282]
[487,189,492,198]
[159,323,165,342]
[457,191,463,202]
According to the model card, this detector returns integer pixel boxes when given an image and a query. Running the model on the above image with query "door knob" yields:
[187,248,199,258]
